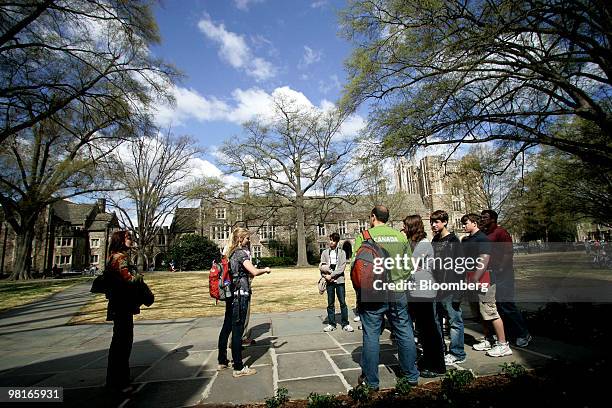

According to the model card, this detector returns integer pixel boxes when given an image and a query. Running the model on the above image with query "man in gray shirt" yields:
[320,232,353,332]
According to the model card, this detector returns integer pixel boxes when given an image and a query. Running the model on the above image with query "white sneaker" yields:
[233,365,257,378]
[444,354,466,365]
[353,315,360,322]
[486,342,513,357]
[515,334,532,347]
[323,324,336,332]
[472,339,493,351]
[343,325,354,332]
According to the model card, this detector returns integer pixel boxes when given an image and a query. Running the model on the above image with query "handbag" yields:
[317,276,327,294]
[137,280,155,307]
[90,274,107,294]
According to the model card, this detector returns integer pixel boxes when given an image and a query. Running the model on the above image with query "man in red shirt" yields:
[480,210,532,347]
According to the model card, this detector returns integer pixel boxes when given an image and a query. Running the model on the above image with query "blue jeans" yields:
[326,282,348,327]
[360,292,419,388]
[217,296,250,370]
[436,296,466,360]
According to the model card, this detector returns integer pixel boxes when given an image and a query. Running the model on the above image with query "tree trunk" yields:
[137,250,146,274]
[9,224,35,280]
[295,196,309,267]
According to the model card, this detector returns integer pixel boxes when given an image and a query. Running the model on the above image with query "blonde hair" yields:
[225,227,250,257]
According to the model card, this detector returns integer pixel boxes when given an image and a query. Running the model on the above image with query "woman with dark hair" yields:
[105,230,141,393]
[403,214,446,378]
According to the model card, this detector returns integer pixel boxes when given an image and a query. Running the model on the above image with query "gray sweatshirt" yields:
[319,246,347,284]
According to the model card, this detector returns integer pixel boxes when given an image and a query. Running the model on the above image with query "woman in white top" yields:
[403,214,446,378]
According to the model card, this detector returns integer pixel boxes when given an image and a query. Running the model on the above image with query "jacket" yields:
[319,246,347,284]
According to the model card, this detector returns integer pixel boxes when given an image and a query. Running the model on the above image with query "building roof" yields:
[52,200,96,225]
[89,212,119,231]
[172,207,200,233]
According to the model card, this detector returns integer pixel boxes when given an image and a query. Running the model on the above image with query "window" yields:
[260,224,275,240]
[319,242,327,254]
[455,219,462,230]
[90,238,100,248]
[157,234,166,245]
[452,200,462,212]
[56,237,72,247]
[90,254,99,264]
[358,220,368,232]
[252,245,262,259]
[318,224,326,236]
[55,255,71,265]
[338,221,347,236]
[215,208,226,220]
[212,225,230,240]
[451,186,461,196]
[275,248,284,257]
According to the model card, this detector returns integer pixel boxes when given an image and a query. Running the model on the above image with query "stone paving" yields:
[0,283,603,407]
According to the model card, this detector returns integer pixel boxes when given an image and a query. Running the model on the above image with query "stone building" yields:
[0,199,119,275]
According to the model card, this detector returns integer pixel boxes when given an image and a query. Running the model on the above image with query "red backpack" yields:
[350,230,391,302]
[209,256,232,303]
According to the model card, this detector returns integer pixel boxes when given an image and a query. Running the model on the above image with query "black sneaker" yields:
[420,369,445,378]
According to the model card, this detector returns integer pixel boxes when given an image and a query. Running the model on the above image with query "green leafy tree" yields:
[340,0,612,167]
[168,234,220,271]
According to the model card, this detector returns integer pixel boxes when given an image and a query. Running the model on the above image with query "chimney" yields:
[243,181,250,198]
[97,198,106,213]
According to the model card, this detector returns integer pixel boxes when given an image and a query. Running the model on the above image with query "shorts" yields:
[469,283,499,321]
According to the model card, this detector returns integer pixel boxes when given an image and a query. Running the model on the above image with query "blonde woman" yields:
[217,227,271,378]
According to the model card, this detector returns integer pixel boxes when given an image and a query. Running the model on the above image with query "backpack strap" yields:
[363,229,373,242]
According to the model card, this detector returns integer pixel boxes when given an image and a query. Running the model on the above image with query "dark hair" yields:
[329,232,340,243]
[430,209,449,223]
[108,230,130,254]
[371,205,390,223]
[461,213,481,225]
[481,209,498,222]
[342,240,352,259]
[403,214,426,243]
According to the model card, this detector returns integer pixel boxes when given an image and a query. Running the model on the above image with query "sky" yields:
[149,0,364,183]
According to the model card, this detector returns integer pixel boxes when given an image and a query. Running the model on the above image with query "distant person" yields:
[105,230,141,394]
[354,205,419,390]
[480,210,532,347]
[217,227,271,378]
[320,232,352,332]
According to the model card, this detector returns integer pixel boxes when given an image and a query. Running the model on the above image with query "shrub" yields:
[500,362,527,378]
[348,383,373,403]
[167,234,220,271]
[441,368,475,395]
[256,257,295,267]
[306,392,341,408]
[395,376,413,395]
[265,387,289,408]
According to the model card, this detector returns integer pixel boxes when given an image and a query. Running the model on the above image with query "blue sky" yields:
[149,0,364,181]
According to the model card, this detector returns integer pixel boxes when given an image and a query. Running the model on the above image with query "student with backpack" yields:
[352,205,419,390]
[217,227,272,378]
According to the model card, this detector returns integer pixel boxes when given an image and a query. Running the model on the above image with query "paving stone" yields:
[7,349,108,375]
[279,375,347,398]
[342,365,402,389]
[63,386,130,408]
[126,378,212,408]
[271,317,327,336]
[277,351,335,380]
[135,349,211,382]
[205,365,273,404]
[0,373,54,387]
[273,333,337,354]
[330,354,361,370]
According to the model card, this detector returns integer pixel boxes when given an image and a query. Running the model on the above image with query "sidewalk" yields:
[0,283,602,407]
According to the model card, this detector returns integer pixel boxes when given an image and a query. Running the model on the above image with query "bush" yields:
[348,383,373,403]
[395,376,413,396]
[500,362,527,378]
[306,392,341,408]
[257,257,295,267]
[441,368,475,395]
[167,234,220,271]
[265,387,289,408]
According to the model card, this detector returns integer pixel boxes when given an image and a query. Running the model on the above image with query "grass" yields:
[69,267,356,324]
[0,277,90,313]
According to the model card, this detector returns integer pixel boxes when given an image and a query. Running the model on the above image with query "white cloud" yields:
[311,0,328,8]
[234,0,265,11]
[318,74,341,94]
[197,16,276,81]
[299,46,322,69]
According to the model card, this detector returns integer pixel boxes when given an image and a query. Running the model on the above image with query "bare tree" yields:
[221,95,355,266]
[0,1,176,279]
[105,131,201,272]
[341,0,612,168]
